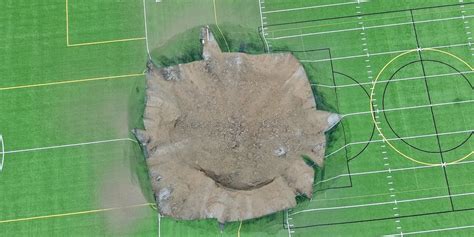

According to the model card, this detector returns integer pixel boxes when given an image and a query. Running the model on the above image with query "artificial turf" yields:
[263,0,474,235]
[1,0,473,236]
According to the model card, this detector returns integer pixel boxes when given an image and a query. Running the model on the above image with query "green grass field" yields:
[1,0,473,236]
[0,0,155,236]
[262,0,474,236]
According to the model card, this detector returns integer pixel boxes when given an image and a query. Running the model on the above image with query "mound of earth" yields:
[135,28,339,223]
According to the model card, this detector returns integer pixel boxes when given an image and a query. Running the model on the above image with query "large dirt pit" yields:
[135,29,339,223]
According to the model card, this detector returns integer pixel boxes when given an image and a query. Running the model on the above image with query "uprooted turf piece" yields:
[135,29,338,223]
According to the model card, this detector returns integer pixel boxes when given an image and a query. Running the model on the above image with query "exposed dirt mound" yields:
[135,29,339,223]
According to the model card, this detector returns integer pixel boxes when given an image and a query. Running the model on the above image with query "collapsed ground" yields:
[136,29,339,223]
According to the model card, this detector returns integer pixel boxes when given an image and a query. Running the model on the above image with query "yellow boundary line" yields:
[370,48,474,166]
[66,0,146,47]
[68,37,146,47]
[0,203,156,224]
[213,0,230,52]
[0,73,144,91]
[237,220,242,237]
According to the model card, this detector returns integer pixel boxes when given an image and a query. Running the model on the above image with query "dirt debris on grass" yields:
[135,28,339,223]
[100,161,150,235]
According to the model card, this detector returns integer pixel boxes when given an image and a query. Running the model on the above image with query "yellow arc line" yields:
[370,48,474,166]
[0,73,144,91]
[213,0,231,52]
[0,203,156,224]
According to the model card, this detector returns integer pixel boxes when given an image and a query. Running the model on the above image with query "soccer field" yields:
[0,0,157,236]
[260,0,474,236]
[1,0,473,236]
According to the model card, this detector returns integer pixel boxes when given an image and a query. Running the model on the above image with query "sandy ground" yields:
[99,158,150,235]
[136,29,337,223]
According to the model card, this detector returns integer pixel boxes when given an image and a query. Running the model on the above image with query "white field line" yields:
[0,135,4,171]
[301,42,470,63]
[325,129,473,158]
[313,184,471,203]
[316,149,474,187]
[268,15,474,40]
[142,0,151,59]
[285,209,293,236]
[267,8,474,35]
[258,0,270,52]
[1,138,137,155]
[342,99,474,118]
[158,213,161,237]
[262,1,359,14]
[313,70,474,88]
[386,224,474,236]
[291,191,474,216]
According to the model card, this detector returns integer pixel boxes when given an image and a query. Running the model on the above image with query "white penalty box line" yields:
[291,191,474,216]
[314,154,474,187]
[3,138,137,155]
[341,99,474,118]
[267,14,474,40]
[0,137,137,172]
[385,224,474,236]
[262,1,362,14]
[301,42,471,63]
[325,129,473,158]
[313,70,474,88]
[318,130,473,189]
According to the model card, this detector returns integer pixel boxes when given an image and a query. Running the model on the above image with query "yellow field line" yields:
[65,0,145,47]
[0,203,156,224]
[370,48,474,166]
[0,73,144,92]
[68,37,146,47]
[237,220,242,237]
[213,0,230,52]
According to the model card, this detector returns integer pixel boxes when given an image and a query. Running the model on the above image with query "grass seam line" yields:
[0,73,144,92]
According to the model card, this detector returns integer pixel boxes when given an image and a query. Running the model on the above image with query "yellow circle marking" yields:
[370,48,474,166]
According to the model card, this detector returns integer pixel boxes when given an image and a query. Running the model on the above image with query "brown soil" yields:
[135,29,338,223]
